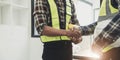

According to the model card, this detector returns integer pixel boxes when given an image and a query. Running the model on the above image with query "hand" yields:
[68,24,81,37]
[66,28,81,39]
[68,24,82,44]
[91,37,113,55]
[65,30,81,44]
[70,36,82,44]
[69,27,82,44]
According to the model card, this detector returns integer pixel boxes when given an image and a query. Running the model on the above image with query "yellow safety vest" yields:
[98,0,118,21]
[98,0,118,52]
[99,0,118,16]
[41,0,72,42]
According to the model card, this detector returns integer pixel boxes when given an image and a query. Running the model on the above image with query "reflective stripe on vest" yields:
[41,0,71,42]
[61,0,72,40]
[102,45,113,53]
[98,0,118,21]
[99,0,118,16]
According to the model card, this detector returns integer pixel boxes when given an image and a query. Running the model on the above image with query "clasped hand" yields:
[67,24,82,44]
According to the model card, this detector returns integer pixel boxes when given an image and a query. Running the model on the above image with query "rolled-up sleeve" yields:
[33,0,47,35]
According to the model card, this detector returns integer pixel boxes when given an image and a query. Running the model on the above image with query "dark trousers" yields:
[42,40,72,60]
[100,47,120,60]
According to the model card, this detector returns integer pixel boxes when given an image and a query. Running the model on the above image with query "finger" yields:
[72,32,80,38]
[72,37,82,44]
[78,37,82,42]
[69,28,73,31]
[72,37,76,41]
[77,38,82,43]
[69,37,76,41]
[74,30,81,36]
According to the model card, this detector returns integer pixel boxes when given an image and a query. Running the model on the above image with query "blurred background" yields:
[0,0,100,60]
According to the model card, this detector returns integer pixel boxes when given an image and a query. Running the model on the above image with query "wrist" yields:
[64,30,71,36]
[60,30,68,36]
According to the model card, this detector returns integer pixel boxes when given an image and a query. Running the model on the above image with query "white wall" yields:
[0,25,29,60]
[29,38,43,60]
[74,0,93,26]
[28,1,43,59]
[0,0,30,60]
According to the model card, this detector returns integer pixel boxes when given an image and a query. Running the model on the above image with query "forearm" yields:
[80,22,97,35]
[41,25,67,36]
[41,25,81,39]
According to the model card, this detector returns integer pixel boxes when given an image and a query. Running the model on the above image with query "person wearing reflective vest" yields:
[73,0,120,60]
[33,0,81,60]
[92,0,120,60]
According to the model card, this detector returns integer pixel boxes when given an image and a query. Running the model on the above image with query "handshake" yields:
[66,24,82,44]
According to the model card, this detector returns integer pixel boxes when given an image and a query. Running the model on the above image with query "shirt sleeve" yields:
[111,0,118,9]
[69,0,79,25]
[98,13,120,42]
[33,0,47,35]
[80,22,97,35]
